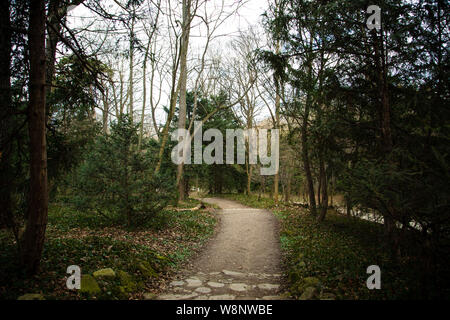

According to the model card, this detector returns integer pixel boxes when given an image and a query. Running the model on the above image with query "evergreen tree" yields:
[74,115,175,227]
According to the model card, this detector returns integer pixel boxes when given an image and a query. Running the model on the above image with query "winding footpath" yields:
[157,197,286,300]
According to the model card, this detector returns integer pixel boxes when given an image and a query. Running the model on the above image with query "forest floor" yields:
[1,194,441,300]
[0,198,217,300]
[156,197,288,300]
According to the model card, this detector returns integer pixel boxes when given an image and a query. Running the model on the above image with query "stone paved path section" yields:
[157,198,285,300]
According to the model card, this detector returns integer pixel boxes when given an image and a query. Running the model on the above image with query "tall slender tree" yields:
[21,0,48,274]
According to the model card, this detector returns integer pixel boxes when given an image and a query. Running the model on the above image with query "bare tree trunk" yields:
[154,8,185,174]
[128,60,133,119]
[45,0,61,118]
[102,100,109,134]
[184,177,190,199]
[300,183,306,203]
[139,55,148,149]
[246,116,253,195]
[301,53,317,215]
[139,6,160,149]
[21,0,48,275]
[317,170,322,207]
[100,84,109,134]
[154,83,179,172]
[302,107,316,215]
[119,69,126,117]
[45,0,79,117]
[246,164,253,195]
[128,7,136,122]
[154,66,181,173]
[317,156,328,222]
[273,43,281,204]
[258,175,263,200]
[330,173,334,207]
[176,0,191,202]
[284,172,291,203]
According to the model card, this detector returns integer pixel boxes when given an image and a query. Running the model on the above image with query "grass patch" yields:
[277,208,426,299]
[0,198,217,300]
[219,193,434,300]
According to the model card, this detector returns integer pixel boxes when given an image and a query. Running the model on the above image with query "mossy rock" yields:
[117,270,137,292]
[17,293,45,300]
[320,293,336,300]
[303,277,320,288]
[93,268,116,280]
[291,276,321,297]
[136,260,158,278]
[110,285,130,300]
[288,270,302,284]
[299,287,318,300]
[80,274,101,295]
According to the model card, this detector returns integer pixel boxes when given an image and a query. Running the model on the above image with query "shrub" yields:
[72,115,176,227]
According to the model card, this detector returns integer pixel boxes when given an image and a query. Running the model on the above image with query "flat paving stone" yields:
[229,283,249,292]
[207,281,225,288]
[223,270,245,277]
[195,287,212,294]
[209,294,235,300]
[262,295,284,300]
[158,293,198,300]
[185,278,203,287]
[236,296,259,300]
[257,283,280,290]
[170,280,185,286]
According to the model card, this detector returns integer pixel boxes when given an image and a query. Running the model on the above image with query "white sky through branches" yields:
[66,0,271,132]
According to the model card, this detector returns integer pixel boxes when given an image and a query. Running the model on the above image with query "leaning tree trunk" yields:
[21,0,48,275]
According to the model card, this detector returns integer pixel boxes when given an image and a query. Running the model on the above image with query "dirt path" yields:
[157,197,285,300]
